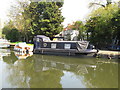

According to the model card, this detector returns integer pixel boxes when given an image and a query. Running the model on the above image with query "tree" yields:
[110,9,120,45]
[85,4,119,48]
[28,1,64,39]
[7,0,32,42]
[2,27,20,42]
[5,0,64,42]
[2,20,20,42]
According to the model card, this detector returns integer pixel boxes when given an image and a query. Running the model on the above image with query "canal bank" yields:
[96,50,120,59]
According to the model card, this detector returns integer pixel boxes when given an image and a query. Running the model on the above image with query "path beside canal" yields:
[98,50,120,55]
[97,50,120,59]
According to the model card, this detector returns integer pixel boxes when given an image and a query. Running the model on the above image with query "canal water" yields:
[0,49,118,88]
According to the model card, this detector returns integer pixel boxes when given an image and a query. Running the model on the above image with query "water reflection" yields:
[0,49,11,89]
[14,51,33,60]
[0,49,10,60]
[1,49,118,88]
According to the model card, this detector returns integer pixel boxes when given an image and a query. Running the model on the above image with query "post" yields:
[42,50,44,54]
[69,51,70,56]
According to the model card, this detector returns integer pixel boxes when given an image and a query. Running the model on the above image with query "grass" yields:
[10,42,33,46]
[10,42,23,44]
[27,44,33,46]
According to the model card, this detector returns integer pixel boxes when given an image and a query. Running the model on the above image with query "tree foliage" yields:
[2,26,20,42]
[86,4,120,48]
[28,2,64,39]
[3,0,64,42]
[110,9,120,45]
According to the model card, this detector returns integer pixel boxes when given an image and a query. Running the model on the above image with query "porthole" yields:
[43,43,47,47]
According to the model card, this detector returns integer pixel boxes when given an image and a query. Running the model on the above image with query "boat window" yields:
[36,38,39,42]
[43,37,51,42]
[51,43,56,49]
[64,44,71,49]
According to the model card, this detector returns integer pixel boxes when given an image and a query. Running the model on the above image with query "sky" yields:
[0,0,90,28]
[0,0,15,28]
[62,0,90,27]
[0,0,119,28]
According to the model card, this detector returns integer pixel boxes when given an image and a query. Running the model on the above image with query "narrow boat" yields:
[33,35,97,55]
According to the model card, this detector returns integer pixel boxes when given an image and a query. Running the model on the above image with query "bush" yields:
[2,27,20,42]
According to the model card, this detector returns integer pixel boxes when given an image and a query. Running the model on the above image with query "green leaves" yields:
[29,2,64,38]
[86,4,120,48]
[2,26,20,42]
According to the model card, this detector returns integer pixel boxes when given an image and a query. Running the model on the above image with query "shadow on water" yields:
[0,49,118,88]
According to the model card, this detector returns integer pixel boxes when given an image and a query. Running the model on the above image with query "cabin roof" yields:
[36,35,48,38]
[44,41,89,43]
